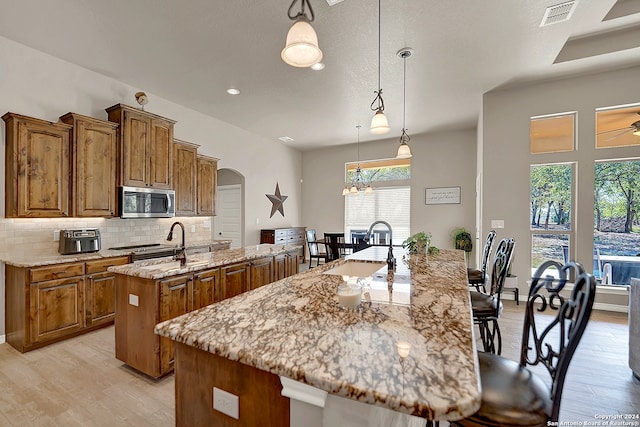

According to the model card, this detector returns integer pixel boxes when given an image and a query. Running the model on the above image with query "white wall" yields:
[482,65,640,309]
[301,128,477,254]
[0,36,303,337]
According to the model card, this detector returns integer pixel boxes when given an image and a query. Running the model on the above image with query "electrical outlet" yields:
[213,387,239,419]
[128,294,139,307]
[191,225,196,233]
[53,230,60,241]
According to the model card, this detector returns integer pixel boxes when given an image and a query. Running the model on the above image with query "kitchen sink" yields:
[323,260,385,277]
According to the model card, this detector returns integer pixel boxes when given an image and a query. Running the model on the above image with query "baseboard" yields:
[0,334,5,344]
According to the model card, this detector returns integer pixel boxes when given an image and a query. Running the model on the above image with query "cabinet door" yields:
[220,262,250,300]
[68,115,118,217]
[3,113,71,218]
[160,275,193,374]
[174,140,197,215]
[285,252,300,277]
[121,109,150,188]
[193,268,220,309]
[29,276,85,344]
[274,255,287,281]
[250,257,274,290]
[86,271,116,326]
[150,119,173,189]
[197,156,217,216]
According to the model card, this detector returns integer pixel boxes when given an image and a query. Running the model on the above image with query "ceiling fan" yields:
[597,112,640,141]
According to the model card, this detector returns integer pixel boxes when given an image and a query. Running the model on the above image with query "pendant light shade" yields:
[282,0,323,68]
[369,0,390,134]
[396,47,413,159]
[370,109,390,134]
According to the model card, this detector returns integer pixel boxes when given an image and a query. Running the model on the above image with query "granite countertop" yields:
[155,247,481,421]
[1,240,233,268]
[108,244,302,280]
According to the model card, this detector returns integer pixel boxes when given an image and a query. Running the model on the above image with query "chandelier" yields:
[342,126,373,195]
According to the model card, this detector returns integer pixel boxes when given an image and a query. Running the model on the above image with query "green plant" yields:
[452,227,473,252]
[402,231,432,255]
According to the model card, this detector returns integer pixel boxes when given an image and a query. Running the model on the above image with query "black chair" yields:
[468,230,496,293]
[305,229,329,269]
[453,260,596,427]
[324,233,348,260]
[470,237,515,355]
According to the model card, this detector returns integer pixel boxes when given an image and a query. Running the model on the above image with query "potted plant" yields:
[452,227,473,266]
[402,231,432,255]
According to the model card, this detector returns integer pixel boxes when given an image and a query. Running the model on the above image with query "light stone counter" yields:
[155,247,481,422]
[107,244,302,279]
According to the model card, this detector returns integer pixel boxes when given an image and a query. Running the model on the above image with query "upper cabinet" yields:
[105,104,175,189]
[197,155,218,216]
[60,113,119,217]
[173,139,198,216]
[3,113,72,218]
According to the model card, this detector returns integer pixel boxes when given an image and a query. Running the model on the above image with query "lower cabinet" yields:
[114,253,297,378]
[275,250,300,281]
[221,262,250,300]
[5,256,129,353]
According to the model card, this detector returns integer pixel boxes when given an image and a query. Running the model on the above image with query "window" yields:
[530,112,576,154]
[596,104,640,149]
[345,186,410,245]
[344,157,410,246]
[594,159,640,285]
[530,163,574,272]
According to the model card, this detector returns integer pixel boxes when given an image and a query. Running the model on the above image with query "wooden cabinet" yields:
[260,227,306,262]
[197,155,218,216]
[85,257,130,327]
[275,250,300,281]
[250,256,274,290]
[220,262,250,300]
[173,139,198,215]
[2,113,72,218]
[193,268,220,310]
[5,256,130,352]
[159,274,193,374]
[105,104,174,189]
[60,113,119,217]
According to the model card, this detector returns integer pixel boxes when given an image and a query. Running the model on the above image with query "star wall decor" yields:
[266,182,288,218]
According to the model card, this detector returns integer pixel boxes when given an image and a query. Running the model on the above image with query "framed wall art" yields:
[425,186,461,205]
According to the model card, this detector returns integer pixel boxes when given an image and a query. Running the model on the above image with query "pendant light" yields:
[369,0,389,134]
[343,126,373,195]
[396,47,413,159]
[281,0,323,68]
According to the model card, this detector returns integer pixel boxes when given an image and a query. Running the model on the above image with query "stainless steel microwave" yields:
[119,186,175,218]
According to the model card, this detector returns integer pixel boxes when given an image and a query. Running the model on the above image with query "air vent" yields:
[278,136,294,143]
[540,0,578,26]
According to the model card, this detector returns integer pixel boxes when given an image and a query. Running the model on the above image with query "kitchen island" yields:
[155,247,480,426]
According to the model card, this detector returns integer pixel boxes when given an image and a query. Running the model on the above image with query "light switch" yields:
[129,294,139,307]
[491,220,505,229]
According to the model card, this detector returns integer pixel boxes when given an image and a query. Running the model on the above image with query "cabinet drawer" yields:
[30,263,85,282]
[86,256,130,274]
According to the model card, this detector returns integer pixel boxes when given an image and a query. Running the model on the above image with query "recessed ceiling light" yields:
[278,136,294,142]
[226,88,240,95]
[310,62,325,71]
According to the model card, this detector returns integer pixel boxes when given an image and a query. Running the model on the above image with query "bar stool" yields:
[467,230,496,293]
[452,260,596,427]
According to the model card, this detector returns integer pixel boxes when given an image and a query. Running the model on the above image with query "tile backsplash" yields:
[0,217,213,260]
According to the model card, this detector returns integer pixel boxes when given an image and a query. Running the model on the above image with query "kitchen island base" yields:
[174,342,290,426]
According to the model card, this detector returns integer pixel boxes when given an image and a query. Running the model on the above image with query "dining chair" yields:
[305,229,329,269]
[467,230,496,293]
[470,237,515,355]
[452,260,596,427]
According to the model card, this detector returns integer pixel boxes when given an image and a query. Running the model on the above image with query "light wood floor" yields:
[0,301,638,426]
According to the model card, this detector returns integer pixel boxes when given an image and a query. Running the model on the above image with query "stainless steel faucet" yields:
[363,220,395,269]
[167,221,187,267]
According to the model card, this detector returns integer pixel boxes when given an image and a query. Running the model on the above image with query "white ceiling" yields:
[1,0,640,151]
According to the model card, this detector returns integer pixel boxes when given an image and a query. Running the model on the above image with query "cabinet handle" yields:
[198,276,215,283]
[54,270,67,275]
